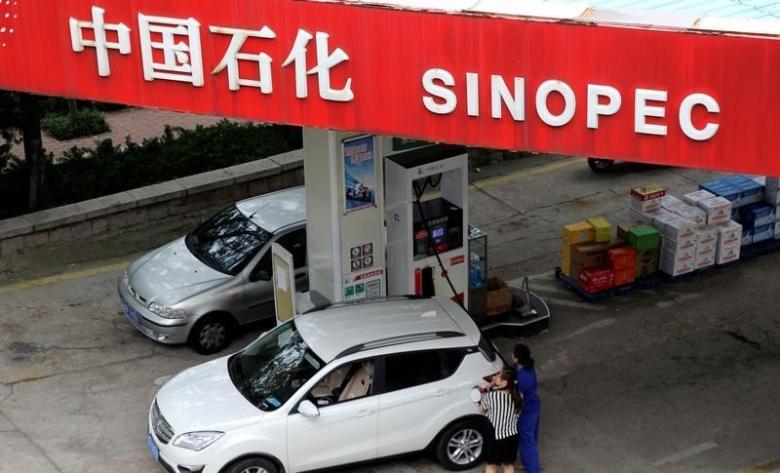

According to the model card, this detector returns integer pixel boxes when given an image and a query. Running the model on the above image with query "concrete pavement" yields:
[1,156,779,473]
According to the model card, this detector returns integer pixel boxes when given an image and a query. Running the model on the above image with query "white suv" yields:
[148,297,505,473]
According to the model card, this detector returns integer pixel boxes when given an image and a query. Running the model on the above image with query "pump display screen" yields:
[413,198,464,260]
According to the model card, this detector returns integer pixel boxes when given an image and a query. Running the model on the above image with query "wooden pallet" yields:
[740,238,780,261]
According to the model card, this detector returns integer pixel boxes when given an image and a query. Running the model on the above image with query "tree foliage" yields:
[0,120,301,220]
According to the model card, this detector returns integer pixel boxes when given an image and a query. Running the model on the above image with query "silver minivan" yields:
[118,187,307,354]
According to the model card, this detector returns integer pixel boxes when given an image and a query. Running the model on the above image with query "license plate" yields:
[147,434,160,463]
[121,299,142,327]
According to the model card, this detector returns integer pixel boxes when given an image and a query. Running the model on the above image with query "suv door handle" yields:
[356,408,374,417]
[433,389,447,397]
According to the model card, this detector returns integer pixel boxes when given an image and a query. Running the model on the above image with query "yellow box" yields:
[562,222,595,245]
[587,216,612,242]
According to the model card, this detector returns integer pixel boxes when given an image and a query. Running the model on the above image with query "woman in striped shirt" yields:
[480,368,523,473]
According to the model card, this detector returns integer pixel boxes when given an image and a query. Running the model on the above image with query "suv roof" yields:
[235,186,305,233]
[295,298,481,362]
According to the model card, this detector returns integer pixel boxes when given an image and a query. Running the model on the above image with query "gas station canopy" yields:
[1,0,780,174]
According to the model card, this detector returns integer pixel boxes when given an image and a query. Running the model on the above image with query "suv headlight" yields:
[148,303,187,319]
[173,431,224,451]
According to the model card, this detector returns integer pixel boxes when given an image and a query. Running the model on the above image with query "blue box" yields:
[742,203,776,228]
[736,181,764,207]
[753,223,774,243]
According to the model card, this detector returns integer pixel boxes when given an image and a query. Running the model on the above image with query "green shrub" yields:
[0,121,301,220]
[41,109,110,140]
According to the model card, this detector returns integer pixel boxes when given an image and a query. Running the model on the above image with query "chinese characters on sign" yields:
[69,5,354,101]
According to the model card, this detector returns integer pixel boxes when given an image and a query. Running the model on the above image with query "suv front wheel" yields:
[224,457,278,473]
[435,418,487,471]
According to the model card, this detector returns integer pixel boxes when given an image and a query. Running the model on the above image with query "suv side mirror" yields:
[298,400,320,418]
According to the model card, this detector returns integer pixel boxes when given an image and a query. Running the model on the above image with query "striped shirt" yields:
[482,389,519,439]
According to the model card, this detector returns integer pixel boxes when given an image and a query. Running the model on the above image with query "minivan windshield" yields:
[228,321,323,411]
[185,205,272,275]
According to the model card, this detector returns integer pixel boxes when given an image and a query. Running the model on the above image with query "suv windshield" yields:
[228,321,323,411]
[185,205,272,275]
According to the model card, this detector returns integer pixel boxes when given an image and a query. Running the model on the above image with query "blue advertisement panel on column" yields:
[343,135,377,213]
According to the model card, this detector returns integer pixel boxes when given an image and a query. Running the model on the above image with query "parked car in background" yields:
[118,187,307,354]
[148,297,505,473]
[587,158,615,173]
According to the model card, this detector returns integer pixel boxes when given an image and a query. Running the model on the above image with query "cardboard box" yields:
[587,216,612,242]
[695,246,716,269]
[485,277,512,316]
[716,244,740,265]
[629,208,659,225]
[634,248,660,277]
[571,242,609,267]
[578,267,614,294]
[664,217,698,243]
[635,261,659,277]
[613,266,636,286]
[562,222,595,245]
[741,203,776,228]
[629,197,662,213]
[672,205,707,228]
[652,209,678,234]
[683,189,716,206]
[697,196,733,225]
[696,226,719,250]
[627,225,661,251]
[660,253,695,276]
[661,195,685,210]
[661,244,696,263]
[717,220,743,247]
[631,185,667,201]
[607,247,636,270]
[753,223,773,243]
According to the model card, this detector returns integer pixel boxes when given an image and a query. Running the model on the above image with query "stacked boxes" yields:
[694,226,719,270]
[700,176,763,208]
[627,225,661,277]
[659,217,698,277]
[739,202,776,243]
[561,222,595,276]
[608,247,636,286]
[717,221,742,264]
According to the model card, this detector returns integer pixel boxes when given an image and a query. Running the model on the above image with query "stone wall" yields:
[0,149,304,280]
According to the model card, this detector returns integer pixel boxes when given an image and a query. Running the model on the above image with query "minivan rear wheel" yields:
[188,313,233,355]
[435,418,486,471]
[225,457,278,473]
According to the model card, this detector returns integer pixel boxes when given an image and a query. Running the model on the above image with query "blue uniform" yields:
[515,365,541,473]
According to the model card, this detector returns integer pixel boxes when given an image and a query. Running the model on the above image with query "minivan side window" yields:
[383,349,465,393]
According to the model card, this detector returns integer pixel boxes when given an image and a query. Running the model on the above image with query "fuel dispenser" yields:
[385,145,469,305]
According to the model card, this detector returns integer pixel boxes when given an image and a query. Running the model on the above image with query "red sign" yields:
[1,0,780,175]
